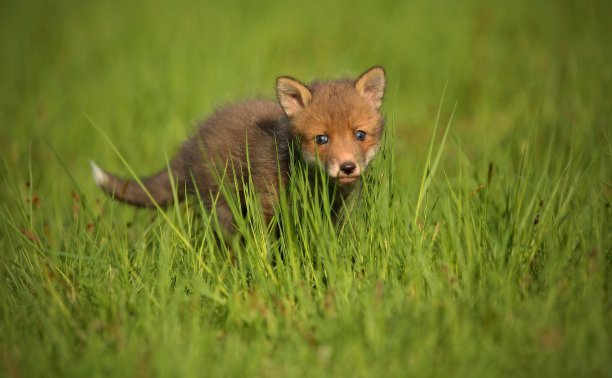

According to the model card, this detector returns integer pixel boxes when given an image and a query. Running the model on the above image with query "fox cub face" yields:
[277,67,386,185]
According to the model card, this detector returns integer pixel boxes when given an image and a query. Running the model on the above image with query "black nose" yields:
[340,162,356,175]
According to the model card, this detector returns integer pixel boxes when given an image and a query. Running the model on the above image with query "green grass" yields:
[1,0,611,376]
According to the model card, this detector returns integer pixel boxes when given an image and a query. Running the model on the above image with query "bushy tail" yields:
[90,160,184,207]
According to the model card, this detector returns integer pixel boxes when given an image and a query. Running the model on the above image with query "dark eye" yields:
[355,130,366,142]
[315,135,329,145]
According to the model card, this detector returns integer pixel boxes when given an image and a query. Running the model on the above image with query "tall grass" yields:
[1,0,610,376]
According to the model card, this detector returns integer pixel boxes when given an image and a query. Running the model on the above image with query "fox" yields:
[91,66,386,232]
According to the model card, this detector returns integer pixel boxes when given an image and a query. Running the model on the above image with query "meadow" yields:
[1,0,610,376]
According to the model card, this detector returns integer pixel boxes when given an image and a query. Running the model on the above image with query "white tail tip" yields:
[90,160,108,186]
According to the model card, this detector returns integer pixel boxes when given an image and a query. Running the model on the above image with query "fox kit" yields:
[92,66,386,232]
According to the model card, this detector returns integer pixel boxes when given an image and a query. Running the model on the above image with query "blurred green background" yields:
[1,0,609,193]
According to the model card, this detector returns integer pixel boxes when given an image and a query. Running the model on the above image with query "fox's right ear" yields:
[276,77,312,118]
[356,66,386,110]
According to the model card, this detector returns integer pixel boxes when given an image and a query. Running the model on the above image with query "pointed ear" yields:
[355,66,386,110]
[276,76,312,117]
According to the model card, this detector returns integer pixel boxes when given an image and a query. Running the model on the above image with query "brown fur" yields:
[93,67,386,233]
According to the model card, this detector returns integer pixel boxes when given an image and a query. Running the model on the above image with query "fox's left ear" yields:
[356,66,386,110]
[277,77,312,118]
